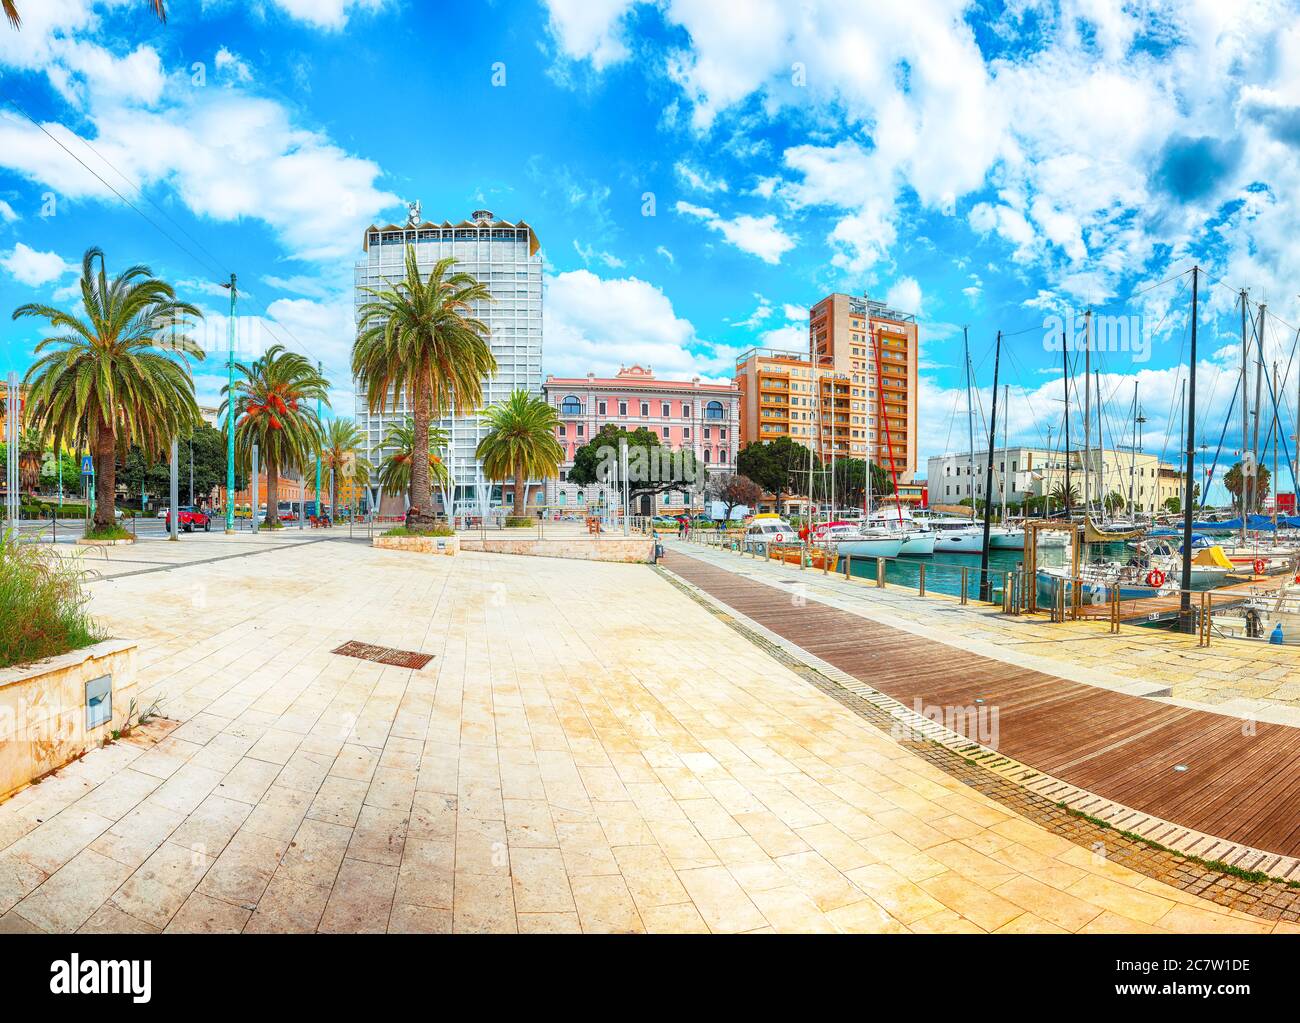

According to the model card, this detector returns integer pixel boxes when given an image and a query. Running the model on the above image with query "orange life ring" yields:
[773,532,784,543]
[1146,568,1166,588]
[1254,558,1266,575]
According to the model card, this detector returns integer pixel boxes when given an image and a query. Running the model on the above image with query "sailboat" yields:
[938,327,988,554]
[988,384,1026,549]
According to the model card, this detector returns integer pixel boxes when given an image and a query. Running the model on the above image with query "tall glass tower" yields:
[353,209,544,517]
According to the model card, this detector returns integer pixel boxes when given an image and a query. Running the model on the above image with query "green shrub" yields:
[384,524,455,538]
[83,524,133,542]
[0,530,103,670]
[504,516,534,528]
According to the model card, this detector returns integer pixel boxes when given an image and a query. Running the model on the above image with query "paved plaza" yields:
[0,532,1287,933]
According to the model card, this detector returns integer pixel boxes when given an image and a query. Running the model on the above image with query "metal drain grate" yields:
[331,640,435,670]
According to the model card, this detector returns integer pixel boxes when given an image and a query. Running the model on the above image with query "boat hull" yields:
[898,533,936,556]
[934,531,985,553]
[834,538,905,559]
[988,530,1025,550]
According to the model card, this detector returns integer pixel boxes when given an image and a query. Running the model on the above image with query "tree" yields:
[475,390,564,516]
[119,424,244,508]
[17,429,42,494]
[4,1,165,29]
[569,424,701,511]
[811,458,893,508]
[1049,482,1080,511]
[353,246,496,530]
[221,344,328,527]
[319,418,372,517]
[1223,461,1271,513]
[705,472,762,521]
[1103,491,1126,515]
[18,247,203,530]
[377,421,450,500]
[737,437,815,513]
[1163,496,1182,514]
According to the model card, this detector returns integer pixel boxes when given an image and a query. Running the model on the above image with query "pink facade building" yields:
[542,365,740,514]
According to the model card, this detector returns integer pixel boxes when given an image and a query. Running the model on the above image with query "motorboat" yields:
[864,507,936,556]
[813,521,905,559]
[915,515,986,554]
[743,514,795,550]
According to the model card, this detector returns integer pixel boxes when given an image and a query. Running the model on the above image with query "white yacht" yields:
[916,514,986,554]
[813,521,905,559]
[864,507,936,556]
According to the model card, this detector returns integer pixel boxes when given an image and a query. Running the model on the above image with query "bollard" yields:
[960,566,968,604]
[876,557,886,588]
[918,563,926,598]
[51,511,56,544]
[844,554,852,580]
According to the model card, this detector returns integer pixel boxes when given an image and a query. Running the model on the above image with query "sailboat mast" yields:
[1240,290,1250,540]
[1062,331,1071,516]
[1180,267,1200,624]
[1274,360,1280,530]
[979,331,1002,601]
[1095,369,1104,515]
[1250,305,1266,519]
[1129,382,1138,514]
[1083,310,1092,516]
[964,326,975,522]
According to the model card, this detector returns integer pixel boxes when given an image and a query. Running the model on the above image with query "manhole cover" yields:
[332,640,435,670]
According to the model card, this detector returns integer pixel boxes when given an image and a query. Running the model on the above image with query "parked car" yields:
[155,508,168,519]
[165,506,211,532]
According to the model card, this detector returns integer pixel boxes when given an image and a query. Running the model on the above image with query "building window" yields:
[683,427,690,439]
[558,424,566,437]
[704,450,711,464]
[560,395,582,416]
[619,401,627,416]
[720,428,727,440]
[704,400,725,421]
[682,403,691,418]
[576,423,584,437]
[640,401,649,416]
[704,427,711,439]
[662,402,671,417]
[598,401,607,415]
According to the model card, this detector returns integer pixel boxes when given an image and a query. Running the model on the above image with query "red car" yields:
[166,506,211,532]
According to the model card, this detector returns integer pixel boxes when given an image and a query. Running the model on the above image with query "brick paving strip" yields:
[658,551,1300,923]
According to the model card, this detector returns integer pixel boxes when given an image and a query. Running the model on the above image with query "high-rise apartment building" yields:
[353,209,543,516]
[810,293,919,483]
[736,293,920,485]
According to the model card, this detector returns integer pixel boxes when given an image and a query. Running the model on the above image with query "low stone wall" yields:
[76,537,135,547]
[0,640,138,801]
[458,537,655,563]
[372,535,460,556]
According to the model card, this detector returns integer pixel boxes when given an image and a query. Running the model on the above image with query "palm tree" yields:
[17,429,43,494]
[1049,481,1080,512]
[377,420,449,501]
[221,344,328,527]
[17,248,203,530]
[476,389,564,517]
[353,246,496,529]
[4,0,165,28]
[318,418,372,518]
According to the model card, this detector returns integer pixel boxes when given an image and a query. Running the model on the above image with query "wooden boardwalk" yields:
[1076,577,1266,624]
[664,549,1300,858]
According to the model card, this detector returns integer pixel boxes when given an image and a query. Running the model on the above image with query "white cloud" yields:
[214,47,253,83]
[884,277,923,316]
[733,295,773,329]
[675,201,796,264]
[782,303,807,321]
[655,245,675,265]
[757,324,807,352]
[0,200,17,224]
[263,0,390,30]
[1,243,75,287]
[676,161,729,194]
[544,269,738,380]
[542,0,637,70]
[573,239,625,269]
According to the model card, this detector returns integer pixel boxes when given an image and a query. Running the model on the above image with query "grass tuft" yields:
[83,524,133,542]
[383,525,455,538]
[0,529,103,670]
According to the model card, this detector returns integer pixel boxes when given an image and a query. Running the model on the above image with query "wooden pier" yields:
[664,548,1300,859]
[1076,577,1272,624]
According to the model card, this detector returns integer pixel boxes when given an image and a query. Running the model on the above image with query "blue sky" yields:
[3,0,1300,501]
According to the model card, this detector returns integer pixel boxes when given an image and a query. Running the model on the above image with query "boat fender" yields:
[798,526,810,541]
[1146,568,1166,588]
[1254,558,1266,575]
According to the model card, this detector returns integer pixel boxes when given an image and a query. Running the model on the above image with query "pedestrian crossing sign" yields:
[81,456,94,476]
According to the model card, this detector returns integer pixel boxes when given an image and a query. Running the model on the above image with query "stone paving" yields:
[0,532,1286,933]
[678,537,1300,720]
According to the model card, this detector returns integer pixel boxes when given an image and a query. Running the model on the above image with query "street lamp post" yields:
[222,274,237,533]
[251,443,259,535]
[169,437,179,541]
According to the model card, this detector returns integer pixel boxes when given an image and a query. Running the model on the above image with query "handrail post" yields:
[876,556,885,588]
[844,553,852,580]
[960,566,968,604]
[918,561,926,598]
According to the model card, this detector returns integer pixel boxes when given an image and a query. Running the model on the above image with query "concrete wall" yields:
[0,640,138,801]
[372,535,460,556]
[458,537,654,563]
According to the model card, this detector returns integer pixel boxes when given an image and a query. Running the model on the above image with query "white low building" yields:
[927,446,1184,513]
